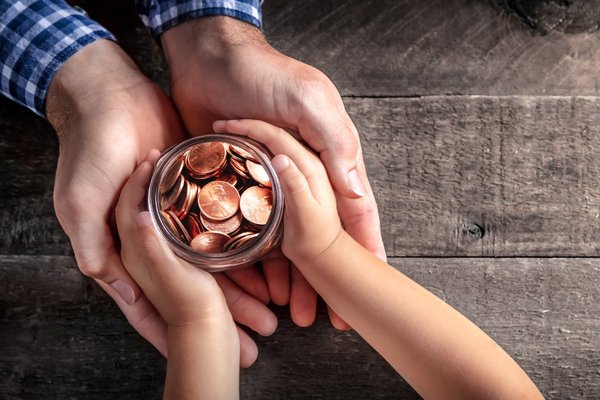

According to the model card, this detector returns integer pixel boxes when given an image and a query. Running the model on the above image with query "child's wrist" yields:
[167,313,238,348]
[290,228,350,269]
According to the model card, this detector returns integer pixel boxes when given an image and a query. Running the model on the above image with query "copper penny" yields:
[184,213,203,239]
[246,160,271,187]
[166,210,191,244]
[200,211,242,235]
[230,158,249,178]
[240,186,272,226]
[198,181,240,221]
[161,175,185,210]
[185,142,226,177]
[174,180,198,220]
[230,144,257,162]
[223,231,259,252]
[160,157,184,194]
[216,171,238,188]
[160,210,180,238]
[190,231,230,254]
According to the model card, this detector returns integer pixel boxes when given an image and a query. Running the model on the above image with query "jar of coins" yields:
[147,134,284,271]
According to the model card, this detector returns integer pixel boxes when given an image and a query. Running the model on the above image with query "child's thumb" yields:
[271,154,316,214]
[132,211,182,287]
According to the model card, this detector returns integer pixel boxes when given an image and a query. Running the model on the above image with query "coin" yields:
[198,180,240,221]
[161,175,185,210]
[158,140,278,256]
[216,171,239,188]
[223,231,259,252]
[240,186,272,226]
[230,144,257,162]
[230,158,249,178]
[184,213,203,239]
[185,142,226,178]
[173,180,198,220]
[166,210,191,244]
[246,160,271,187]
[200,211,242,235]
[160,157,184,194]
[190,231,230,254]
[160,210,180,238]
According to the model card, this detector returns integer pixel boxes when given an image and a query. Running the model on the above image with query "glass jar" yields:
[147,134,284,272]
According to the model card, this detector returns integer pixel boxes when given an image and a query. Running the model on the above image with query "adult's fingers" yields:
[236,326,259,368]
[294,75,366,199]
[261,248,290,306]
[97,280,169,357]
[327,306,351,331]
[289,264,317,327]
[226,266,271,305]
[336,150,387,261]
[213,274,278,337]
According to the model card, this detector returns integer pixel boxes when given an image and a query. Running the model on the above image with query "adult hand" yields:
[46,39,275,367]
[161,17,386,328]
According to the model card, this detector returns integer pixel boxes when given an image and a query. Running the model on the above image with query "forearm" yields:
[165,317,240,400]
[0,0,115,117]
[46,39,146,127]
[160,15,266,84]
[293,233,542,400]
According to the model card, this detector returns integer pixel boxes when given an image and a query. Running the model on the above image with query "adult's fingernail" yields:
[111,280,137,305]
[260,313,278,336]
[271,154,290,173]
[347,169,366,197]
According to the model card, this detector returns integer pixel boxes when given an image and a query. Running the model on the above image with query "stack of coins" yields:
[158,141,274,254]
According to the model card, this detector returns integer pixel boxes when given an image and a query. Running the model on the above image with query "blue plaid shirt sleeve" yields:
[136,0,262,37]
[0,0,115,117]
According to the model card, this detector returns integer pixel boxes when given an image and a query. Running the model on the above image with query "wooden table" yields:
[2,1,599,398]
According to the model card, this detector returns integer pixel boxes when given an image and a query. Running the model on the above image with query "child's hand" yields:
[115,151,227,327]
[213,120,344,265]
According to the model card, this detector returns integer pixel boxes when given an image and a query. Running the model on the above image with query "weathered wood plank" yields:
[5,96,600,256]
[1,255,598,399]
[263,0,600,96]
[349,96,600,256]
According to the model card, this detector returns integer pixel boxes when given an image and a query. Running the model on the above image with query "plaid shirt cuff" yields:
[136,0,262,38]
[0,0,115,117]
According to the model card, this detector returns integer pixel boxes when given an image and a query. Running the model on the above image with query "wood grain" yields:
[263,0,600,96]
[1,255,598,399]
[348,96,600,256]
[5,96,600,257]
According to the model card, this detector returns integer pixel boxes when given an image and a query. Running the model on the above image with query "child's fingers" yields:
[271,154,318,215]
[116,161,153,224]
[115,160,192,293]
[213,119,327,182]
[115,149,160,231]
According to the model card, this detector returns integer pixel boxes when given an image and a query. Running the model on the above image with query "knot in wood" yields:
[462,222,484,239]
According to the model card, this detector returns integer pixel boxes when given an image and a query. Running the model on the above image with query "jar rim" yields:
[147,134,284,271]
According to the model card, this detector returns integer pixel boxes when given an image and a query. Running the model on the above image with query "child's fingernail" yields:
[271,155,290,173]
[347,169,366,197]
[136,211,153,227]
[111,280,137,305]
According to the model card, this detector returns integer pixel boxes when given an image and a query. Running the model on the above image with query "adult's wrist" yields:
[160,16,266,76]
[46,40,147,129]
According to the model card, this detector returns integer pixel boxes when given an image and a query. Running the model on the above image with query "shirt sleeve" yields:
[0,0,115,117]
[136,0,262,38]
